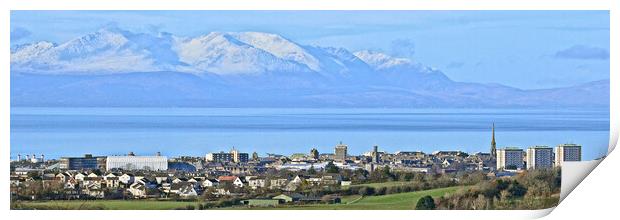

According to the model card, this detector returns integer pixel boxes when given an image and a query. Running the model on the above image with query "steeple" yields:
[491,123,497,158]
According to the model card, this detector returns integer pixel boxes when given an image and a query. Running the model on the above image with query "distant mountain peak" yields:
[230,32,322,72]
[353,50,413,70]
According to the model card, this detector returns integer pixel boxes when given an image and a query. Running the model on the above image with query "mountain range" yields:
[10,27,609,108]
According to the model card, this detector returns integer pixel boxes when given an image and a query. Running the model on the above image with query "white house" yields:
[291,175,305,184]
[170,182,199,197]
[119,174,135,185]
[201,178,219,188]
[128,182,147,198]
[74,172,87,182]
[247,177,266,189]
[270,178,288,189]
[218,176,245,188]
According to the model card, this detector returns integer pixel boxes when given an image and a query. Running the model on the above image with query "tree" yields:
[415,195,436,210]
[358,187,375,196]
[252,152,259,161]
[325,162,340,173]
[310,148,319,160]
[307,165,317,175]
[507,181,527,198]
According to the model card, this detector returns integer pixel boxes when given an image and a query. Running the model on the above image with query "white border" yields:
[2,0,617,219]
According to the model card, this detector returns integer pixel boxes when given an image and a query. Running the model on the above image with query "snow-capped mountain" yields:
[10,28,191,74]
[10,28,377,76]
[173,32,313,75]
[9,28,609,108]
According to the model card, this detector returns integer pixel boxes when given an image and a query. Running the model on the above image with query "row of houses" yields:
[10,170,346,199]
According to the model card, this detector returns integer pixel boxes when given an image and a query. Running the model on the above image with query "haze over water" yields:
[10,107,609,161]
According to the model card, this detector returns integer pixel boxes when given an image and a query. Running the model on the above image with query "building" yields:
[242,199,281,207]
[526,146,553,169]
[106,153,168,171]
[496,147,524,170]
[59,154,106,170]
[555,144,582,167]
[371,145,380,163]
[206,148,249,163]
[206,152,233,162]
[168,162,197,172]
[218,176,245,188]
[230,147,249,163]
[491,123,497,159]
[334,142,348,162]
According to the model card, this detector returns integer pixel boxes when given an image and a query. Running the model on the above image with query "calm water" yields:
[10,107,610,160]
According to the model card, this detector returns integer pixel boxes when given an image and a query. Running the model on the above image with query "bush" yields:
[376,187,387,195]
[358,187,376,196]
[415,195,436,210]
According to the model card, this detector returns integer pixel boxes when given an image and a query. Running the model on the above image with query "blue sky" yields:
[10,10,610,89]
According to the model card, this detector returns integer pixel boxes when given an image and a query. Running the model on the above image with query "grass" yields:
[238,186,461,210]
[13,186,462,210]
[12,200,202,210]
[343,181,422,189]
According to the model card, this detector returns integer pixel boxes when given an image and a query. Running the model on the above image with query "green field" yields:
[12,200,202,210]
[344,181,423,188]
[13,186,461,210]
[241,186,461,210]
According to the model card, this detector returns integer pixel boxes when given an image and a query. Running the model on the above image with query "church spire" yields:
[491,123,497,158]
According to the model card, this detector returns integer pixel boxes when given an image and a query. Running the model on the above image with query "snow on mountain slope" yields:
[10,28,397,76]
[303,46,374,76]
[10,41,56,64]
[173,32,312,75]
[10,28,174,74]
[353,50,432,73]
[230,32,322,72]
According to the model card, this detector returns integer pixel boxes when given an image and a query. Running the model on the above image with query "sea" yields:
[10,107,610,161]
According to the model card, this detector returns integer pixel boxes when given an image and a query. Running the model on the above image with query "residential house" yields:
[119,173,135,185]
[270,178,288,190]
[246,176,266,189]
[128,182,147,198]
[104,173,120,188]
[218,176,245,188]
[201,178,219,188]
[74,172,87,182]
[170,182,199,197]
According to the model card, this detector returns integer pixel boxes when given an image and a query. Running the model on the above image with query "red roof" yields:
[218,176,238,181]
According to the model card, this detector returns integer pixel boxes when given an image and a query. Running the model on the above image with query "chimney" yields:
[128,151,135,156]
[156,152,161,156]
[41,154,45,162]
[17,154,21,161]
[26,155,31,160]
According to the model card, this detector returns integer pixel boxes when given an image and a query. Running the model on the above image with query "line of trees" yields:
[434,168,561,210]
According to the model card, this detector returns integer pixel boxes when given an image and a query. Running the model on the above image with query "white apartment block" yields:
[497,147,524,170]
[526,146,553,169]
[555,144,582,167]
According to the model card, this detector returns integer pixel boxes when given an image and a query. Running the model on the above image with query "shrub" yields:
[415,195,436,210]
